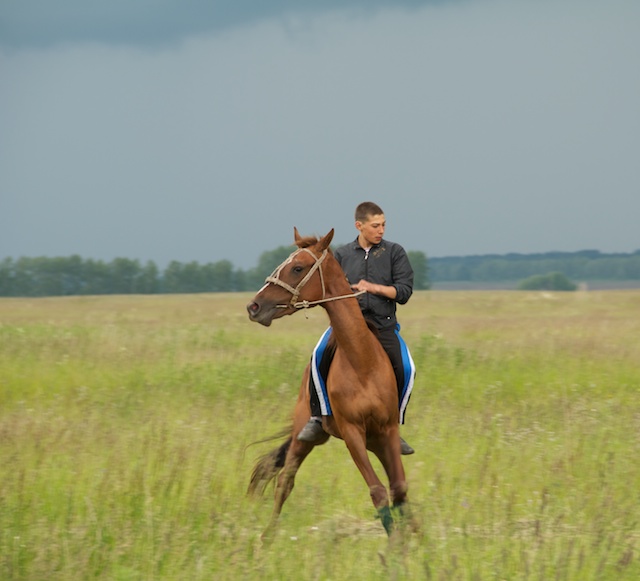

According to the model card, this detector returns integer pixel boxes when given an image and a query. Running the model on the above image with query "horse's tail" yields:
[247,435,292,497]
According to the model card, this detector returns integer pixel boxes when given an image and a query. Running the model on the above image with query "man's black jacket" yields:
[334,238,414,331]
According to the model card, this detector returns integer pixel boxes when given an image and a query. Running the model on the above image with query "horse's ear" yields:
[294,227,301,243]
[318,229,334,251]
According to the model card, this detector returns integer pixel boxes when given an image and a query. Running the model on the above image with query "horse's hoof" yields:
[376,506,394,535]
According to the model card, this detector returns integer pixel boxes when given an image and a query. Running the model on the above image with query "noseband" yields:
[265,247,363,309]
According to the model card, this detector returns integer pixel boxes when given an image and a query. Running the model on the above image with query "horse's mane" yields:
[295,235,320,249]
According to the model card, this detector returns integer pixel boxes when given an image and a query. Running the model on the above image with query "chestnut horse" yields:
[246,228,408,537]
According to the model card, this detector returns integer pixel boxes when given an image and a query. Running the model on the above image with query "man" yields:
[297,201,417,455]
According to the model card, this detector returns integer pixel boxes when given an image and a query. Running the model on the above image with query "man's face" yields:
[356,213,386,247]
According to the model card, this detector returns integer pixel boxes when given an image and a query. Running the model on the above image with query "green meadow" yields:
[1,291,639,580]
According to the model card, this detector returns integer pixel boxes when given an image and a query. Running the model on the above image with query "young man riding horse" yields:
[297,201,417,455]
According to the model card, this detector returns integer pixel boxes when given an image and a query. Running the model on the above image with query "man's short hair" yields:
[355,201,384,222]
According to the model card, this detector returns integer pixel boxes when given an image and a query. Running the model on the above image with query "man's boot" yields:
[297,417,326,442]
[400,437,415,455]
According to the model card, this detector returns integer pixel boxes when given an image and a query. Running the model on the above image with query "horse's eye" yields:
[292,266,304,274]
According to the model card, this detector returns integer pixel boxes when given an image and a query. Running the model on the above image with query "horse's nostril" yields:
[247,302,260,314]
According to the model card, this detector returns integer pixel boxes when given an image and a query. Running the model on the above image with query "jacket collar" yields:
[352,237,385,251]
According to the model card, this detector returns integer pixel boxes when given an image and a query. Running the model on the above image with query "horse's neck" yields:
[323,280,380,371]
[325,299,369,337]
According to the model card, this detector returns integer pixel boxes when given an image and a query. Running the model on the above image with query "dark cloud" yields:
[0,0,446,49]
[2,0,638,267]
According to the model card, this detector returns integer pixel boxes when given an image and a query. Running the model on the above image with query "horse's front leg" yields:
[370,428,417,534]
[375,426,408,507]
[340,424,395,534]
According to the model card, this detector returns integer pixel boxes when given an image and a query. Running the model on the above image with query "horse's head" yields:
[246,228,335,326]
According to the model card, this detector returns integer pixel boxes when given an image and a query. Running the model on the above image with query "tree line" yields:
[0,249,430,297]
[429,250,640,283]
[3,248,638,298]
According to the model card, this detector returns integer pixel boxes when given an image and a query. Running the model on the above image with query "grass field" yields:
[1,290,639,580]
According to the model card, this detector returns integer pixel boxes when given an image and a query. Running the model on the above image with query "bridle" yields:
[265,247,364,309]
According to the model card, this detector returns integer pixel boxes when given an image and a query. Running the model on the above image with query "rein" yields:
[265,247,364,309]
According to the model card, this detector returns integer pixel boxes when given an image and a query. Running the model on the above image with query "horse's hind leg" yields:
[262,440,314,542]
[262,366,326,542]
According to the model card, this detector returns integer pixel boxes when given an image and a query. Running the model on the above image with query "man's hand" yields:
[351,280,397,299]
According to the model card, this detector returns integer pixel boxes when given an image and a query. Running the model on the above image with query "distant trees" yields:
[0,256,240,297]
[429,250,640,284]
[517,272,577,291]
[407,251,430,290]
[2,247,640,298]
[0,245,302,297]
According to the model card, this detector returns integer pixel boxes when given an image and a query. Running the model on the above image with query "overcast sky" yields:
[1,0,639,269]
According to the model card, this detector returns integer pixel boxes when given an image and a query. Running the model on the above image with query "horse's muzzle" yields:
[246,301,273,326]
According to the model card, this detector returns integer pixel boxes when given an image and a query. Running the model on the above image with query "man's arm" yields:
[390,245,414,304]
[350,279,397,299]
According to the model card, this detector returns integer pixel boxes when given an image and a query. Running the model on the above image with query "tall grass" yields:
[1,291,639,579]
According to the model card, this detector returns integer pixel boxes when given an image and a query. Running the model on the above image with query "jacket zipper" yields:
[363,248,370,311]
